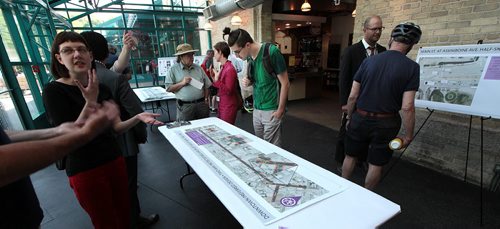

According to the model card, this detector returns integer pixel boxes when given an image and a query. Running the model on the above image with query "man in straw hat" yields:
[165,43,211,121]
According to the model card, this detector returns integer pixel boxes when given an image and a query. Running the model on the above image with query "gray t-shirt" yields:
[165,62,211,101]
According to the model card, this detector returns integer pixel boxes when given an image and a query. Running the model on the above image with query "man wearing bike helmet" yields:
[341,22,422,190]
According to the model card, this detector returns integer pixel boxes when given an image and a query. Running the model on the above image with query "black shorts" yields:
[345,112,401,166]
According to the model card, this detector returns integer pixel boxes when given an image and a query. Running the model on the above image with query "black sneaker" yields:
[243,99,253,113]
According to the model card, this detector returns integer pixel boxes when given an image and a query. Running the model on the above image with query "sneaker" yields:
[243,104,253,113]
[243,100,253,113]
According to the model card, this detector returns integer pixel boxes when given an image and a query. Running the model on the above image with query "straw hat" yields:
[174,43,199,56]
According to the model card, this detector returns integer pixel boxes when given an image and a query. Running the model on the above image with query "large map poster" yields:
[415,43,500,118]
[173,122,346,225]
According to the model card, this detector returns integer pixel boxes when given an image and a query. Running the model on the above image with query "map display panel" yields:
[133,87,175,101]
[175,123,346,225]
[416,43,500,118]
[158,56,205,76]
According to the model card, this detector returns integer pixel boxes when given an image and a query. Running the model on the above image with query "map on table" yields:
[176,124,346,225]
[133,87,175,101]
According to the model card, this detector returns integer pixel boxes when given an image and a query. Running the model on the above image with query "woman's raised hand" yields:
[75,69,99,106]
[212,66,220,81]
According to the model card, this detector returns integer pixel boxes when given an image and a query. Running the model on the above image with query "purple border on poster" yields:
[186,131,212,145]
[484,56,500,80]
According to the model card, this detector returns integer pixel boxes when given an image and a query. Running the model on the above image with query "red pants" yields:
[69,156,131,229]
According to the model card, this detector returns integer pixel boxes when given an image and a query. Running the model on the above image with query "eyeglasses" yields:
[59,46,89,55]
[232,30,245,54]
[366,27,385,32]
[233,46,244,54]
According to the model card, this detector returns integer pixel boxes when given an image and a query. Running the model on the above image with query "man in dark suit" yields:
[81,31,159,229]
[336,15,387,168]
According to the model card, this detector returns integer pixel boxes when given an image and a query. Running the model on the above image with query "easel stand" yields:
[382,107,491,226]
[464,115,491,226]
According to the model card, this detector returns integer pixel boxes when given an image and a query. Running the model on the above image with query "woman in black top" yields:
[43,31,162,229]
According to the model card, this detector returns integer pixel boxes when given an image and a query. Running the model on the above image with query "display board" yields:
[132,87,175,102]
[157,55,205,77]
[415,43,500,118]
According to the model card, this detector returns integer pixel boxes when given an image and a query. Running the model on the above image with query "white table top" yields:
[133,86,176,103]
[159,117,400,229]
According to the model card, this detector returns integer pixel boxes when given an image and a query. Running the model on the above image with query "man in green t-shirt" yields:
[226,28,290,147]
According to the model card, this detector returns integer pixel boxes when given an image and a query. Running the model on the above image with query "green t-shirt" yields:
[250,43,287,110]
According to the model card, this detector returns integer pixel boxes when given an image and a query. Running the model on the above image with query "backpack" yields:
[262,43,277,78]
[247,43,279,81]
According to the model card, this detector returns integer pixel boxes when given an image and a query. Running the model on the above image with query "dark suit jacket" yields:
[339,40,386,105]
[96,63,147,157]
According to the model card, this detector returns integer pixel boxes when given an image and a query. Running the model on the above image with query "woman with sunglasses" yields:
[43,31,162,229]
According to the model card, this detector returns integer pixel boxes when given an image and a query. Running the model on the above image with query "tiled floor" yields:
[32,89,500,228]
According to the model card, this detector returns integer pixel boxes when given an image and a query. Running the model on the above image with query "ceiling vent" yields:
[203,0,264,21]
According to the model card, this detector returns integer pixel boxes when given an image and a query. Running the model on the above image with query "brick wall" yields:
[354,0,500,186]
[354,0,500,59]
[255,0,274,43]
[210,8,255,46]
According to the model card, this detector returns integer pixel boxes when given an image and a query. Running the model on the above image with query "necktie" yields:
[368,46,375,56]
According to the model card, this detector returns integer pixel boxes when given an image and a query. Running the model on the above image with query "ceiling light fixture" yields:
[352,9,357,18]
[204,21,213,31]
[231,14,242,26]
[301,0,311,12]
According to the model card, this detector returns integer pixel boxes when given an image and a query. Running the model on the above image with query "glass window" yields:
[13,66,41,120]
[90,12,123,28]
[12,15,31,62]
[179,0,205,13]
[62,0,88,8]
[159,30,185,56]
[33,27,49,62]
[129,13,155,30]
[0,10,20,61]
[154,0,204,12]
[122,0,153,10]
[69,12,90,28]
[0,67,23,130]
[155,15,184,30]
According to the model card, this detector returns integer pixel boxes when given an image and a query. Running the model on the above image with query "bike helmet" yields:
[391,22,422,45]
